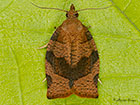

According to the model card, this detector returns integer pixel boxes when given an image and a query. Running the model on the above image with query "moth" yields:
[32,3,112,99]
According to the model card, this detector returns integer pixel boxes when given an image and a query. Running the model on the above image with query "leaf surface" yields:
[0,0,140,105]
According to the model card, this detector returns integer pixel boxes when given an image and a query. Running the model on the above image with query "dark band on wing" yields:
[80,31,93,44]
[91,51,99,65]
[46,50,99,82]
[50,31,59,41]
[46,51,55,66]
[93,73,99,88]
[85,31,93,41]
[69,79,74,89]
[46,74,52,89]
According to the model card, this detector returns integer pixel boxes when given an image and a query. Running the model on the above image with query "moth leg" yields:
[98,78,102,85]
[37,43,48,49]
[72,60,99,98]
[42,78,47,82]
[46,61,72,99]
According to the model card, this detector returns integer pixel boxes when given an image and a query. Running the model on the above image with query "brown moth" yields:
[32,3,112,99]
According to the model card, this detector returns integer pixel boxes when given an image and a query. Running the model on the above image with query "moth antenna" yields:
[77,4,113,12]
[31,2,68,12]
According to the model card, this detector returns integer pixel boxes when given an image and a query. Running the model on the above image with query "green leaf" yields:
[0,0,140,105]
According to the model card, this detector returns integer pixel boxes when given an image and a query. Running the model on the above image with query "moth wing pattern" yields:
[72,29,99,98]
[45,26,99,99]
[45,61,72,99]
[45,30,72,99]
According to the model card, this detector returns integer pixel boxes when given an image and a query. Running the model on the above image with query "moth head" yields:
[66,4,79,18]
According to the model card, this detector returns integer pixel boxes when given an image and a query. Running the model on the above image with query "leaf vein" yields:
[123,0,132,12]
[110,0,140,33]
[10,46,24,105]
